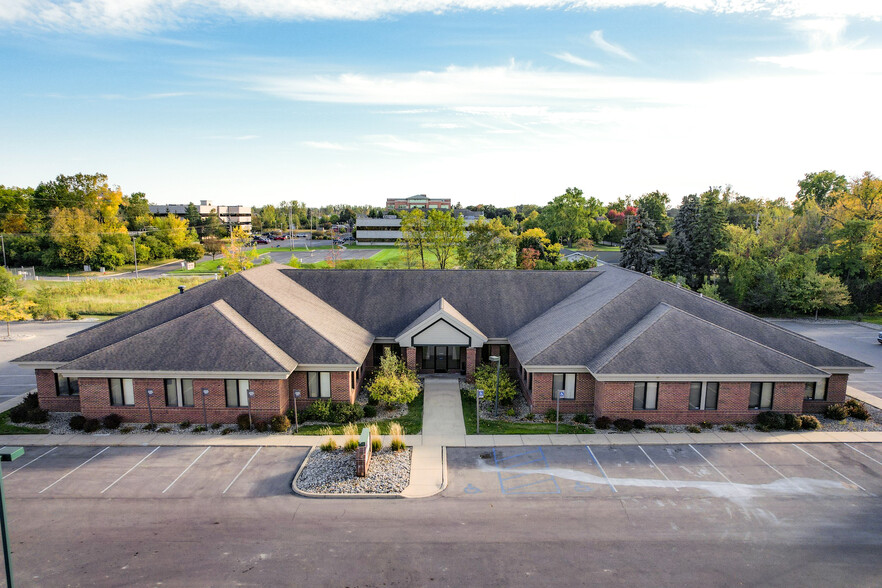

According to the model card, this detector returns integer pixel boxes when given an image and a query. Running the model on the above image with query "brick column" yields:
[405,347,417,371]
[465,347,477,383]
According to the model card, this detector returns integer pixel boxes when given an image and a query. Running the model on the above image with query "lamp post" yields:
[131,235,139,278]
[0,447,23,588]
[489,355,501,418]
[247,389,255,429]
[556,390,564,434]
[145,389,154,427]
[292,390,301,433]
[476,389,484,434]
[201,388,209,429]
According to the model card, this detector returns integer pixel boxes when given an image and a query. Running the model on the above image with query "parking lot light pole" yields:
[489,355,500,418]
[292,390,301,433]
[556,390,564,434]
[202,388,209,429]
[146,389,154,427]
[247,389,255,429]
[0,447,24,588]
[476,389,484,434]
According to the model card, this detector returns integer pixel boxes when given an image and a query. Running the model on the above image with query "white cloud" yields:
[589,30,637,61]
[552,51,601,68]
[790,18,849,47]
[302,140,353,150]
[4,1,882,33]
[756,46,882,74]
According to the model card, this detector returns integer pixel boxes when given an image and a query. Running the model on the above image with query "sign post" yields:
[556,390,564,433]
[489,355,501,418]
[201,388,209,429]
[476,389,484,434]
[292,390,301,433]
[146,389,154,427]
[247,389,255,429]
[0,447,24,588]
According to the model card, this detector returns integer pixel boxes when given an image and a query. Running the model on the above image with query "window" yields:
[165,379,194,407]
[552,373,576,400]
[307,372,331,399]
[55,374,79,396]
[689,382,719,410]
[805,380,827,401]
[109,378,134,406]
[633,382,658,410]
[749,382,774,409]
[498,344,510,367]
[225,379,250,407]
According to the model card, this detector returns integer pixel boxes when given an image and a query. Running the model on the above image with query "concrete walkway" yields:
[420,377,466,444]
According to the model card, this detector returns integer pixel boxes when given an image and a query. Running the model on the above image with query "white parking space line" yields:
[791,444,872,496]
[585,446,617,493]
[223,446,262,494]
[100,447,161,494]
[739,443,788,480]
[638,445,678,491]
[3,447,57,479]
[843,443,882,468]
[689,444,734,486]
[39,447,109,494]
[162,447,211,494]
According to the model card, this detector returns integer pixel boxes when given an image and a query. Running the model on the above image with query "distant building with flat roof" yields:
[386,194,451,211]
[149,200,252,232]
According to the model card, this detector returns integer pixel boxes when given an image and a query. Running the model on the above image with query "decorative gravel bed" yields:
[296,448,412,495]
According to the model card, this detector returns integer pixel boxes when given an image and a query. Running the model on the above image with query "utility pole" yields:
[0,234,6,268]
[131,236,139,278]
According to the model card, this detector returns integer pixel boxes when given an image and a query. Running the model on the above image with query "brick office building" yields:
[15,264,868,425]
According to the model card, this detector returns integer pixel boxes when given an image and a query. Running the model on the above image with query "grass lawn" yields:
[292,393,423,435]
[0,412,49,435]
[461,391,593,435]
[22,277,210,319]
[585,245,620,252]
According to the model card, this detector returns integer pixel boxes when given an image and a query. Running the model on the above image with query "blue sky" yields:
[1,1,881,208]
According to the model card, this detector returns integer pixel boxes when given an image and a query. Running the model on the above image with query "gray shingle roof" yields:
[396,298,487,341]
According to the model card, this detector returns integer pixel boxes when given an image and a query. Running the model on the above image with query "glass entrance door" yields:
[435,347,448,372]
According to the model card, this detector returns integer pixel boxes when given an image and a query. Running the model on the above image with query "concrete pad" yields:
[575,434,598,444]
[421,378,466,437]
[105,433,161,446]
[465,436,491,447]
[854,432,882,442]
[403,434,423,446]
[548,434,579,445]
[586,434,611,445]
[423,434,465,447]
[712,431,751,444]
[607,433,639,445]
[492,435,524,446]
[632,434,667,445]
[767,431,813,442]
[520,434,552,445]
[739,431,780,443]
[658,433,692,444]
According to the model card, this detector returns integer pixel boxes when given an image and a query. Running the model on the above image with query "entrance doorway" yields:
[420,346,464,373]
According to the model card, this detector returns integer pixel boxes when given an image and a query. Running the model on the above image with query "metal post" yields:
[476,389,483,434]
[0,447,23,588]
[146,389,154,427]
[293,390,301,433]
[556,390,562,434]
[0,234,6,268]
[494,358,501,418]
[132,236,139,278]
[202,388,209,429]
[247,389,254,429]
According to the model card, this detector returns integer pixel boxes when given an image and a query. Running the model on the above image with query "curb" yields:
[291,446,407,499]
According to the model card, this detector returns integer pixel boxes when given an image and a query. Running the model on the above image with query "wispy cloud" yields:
[589,30,637,62]
[302,140,353,150]
[4,1,882,33]
[551,51,601,68]
[755,46,882,74]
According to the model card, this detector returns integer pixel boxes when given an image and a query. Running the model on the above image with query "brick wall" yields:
[529,373,594,414]
[287,369,360,407]
[405,347,417,371]
[595,380,809,424]
[465,348,477,382]
[803,373,849,414]
[78,377,287,424]
[35,369,81,412]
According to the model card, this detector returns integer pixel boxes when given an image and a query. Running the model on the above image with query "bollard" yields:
[355,427,372,477]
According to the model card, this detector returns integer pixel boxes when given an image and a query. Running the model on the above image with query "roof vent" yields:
[178,285,185,294]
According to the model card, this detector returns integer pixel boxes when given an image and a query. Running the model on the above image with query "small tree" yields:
[472,363,519,404]
[368,348,421,405]
[620,210,656,274]
[519,248,540,270]
[202,236,223,260]
[0,297,35,337]
[221,227,258,274]
[175,243,205,262]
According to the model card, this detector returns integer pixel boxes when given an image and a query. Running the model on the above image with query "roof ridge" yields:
[589,303,672,372]
[211,300,297,372]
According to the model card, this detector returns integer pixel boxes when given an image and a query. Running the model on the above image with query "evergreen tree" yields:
[185,202,201,229]
[690,188,728,289]
[620,210,657,274]
[660,194,699,279]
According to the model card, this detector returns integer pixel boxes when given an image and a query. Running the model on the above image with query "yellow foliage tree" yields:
[0,297,35,337]
[222,227,258,273]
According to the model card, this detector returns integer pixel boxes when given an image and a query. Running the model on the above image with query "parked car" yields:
[254,237,270,244]
[273,235,286,241]
[878,331,882,344]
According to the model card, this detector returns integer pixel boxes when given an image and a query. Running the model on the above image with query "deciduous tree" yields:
[424,210,465,270]
[457,217,515,269]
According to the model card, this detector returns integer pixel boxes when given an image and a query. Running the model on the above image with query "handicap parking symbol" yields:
[463,484,482,494]
[574,482,593,492]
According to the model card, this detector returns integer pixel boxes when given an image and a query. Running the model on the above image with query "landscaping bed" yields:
[295,448,412,494]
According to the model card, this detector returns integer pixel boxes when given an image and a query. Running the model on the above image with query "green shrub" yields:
[825,404,849,420]
[237,413,252,430]
[573,413,591,424]
[303,400,333,422]
[845,399,871,420]
[390,437,406,451]
[371,437,382,452]
[320,438,338,451]
[193,425,207,433]
[270,414,291,432]
[472,363,519,404]
[343,438,359,452]
[156,426,172,433]
[254,421,269,433]
[119,426,134,434]
[363,405,378,418]
[211,422,222,430]
[783,414,803,431]
[544,408,558,422]
[506,408,516,417]
[368,348,421,405]
[633,419,646,430]
[649,425,666,433]
[595,416,612,429]
[366,395,379,406]
[700,421,713,430]
[756,424,771,433]
[686,425,701,434]
[179,420,191,429]
[143,423,157,431]
[22,392,39,409]
[69,415,86,430]
[221,427,234,435]
[525,412,535,421]
[102,413,123,430]
[721,424,736,432]
[800,415,822,430]
[331,402,364,424]
[83,418,101,433]
[25,407,49,424]
[613,418,634,432]
[7,404,28,423]
[757,411,788,430]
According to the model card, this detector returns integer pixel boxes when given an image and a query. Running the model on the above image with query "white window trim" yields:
[689,382,719,411]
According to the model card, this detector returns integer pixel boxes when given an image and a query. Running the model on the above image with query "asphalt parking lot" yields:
[445,442,882,499]
[0,445,308,499]
[260,248,380,265]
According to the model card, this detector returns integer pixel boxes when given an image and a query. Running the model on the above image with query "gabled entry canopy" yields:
[395,298,488,348]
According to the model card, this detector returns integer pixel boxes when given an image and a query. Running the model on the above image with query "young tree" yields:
[123,192,153,231]
[398,210,429,269]
[472,363,518,404]
[202,236,223,260]
[620,209,657,274]
[154,214,192,250]
[0,297,35,337]
[50,208,101,266]
[519,248,540,270]
[222,227,257,273]
[367,348,421,405]
[457,217,516,269]
[542,187,592,246]
[184,202,201,228]
[424,210,465,270]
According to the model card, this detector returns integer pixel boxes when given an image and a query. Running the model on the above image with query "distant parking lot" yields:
[259,248,379,265]
[1,445,307,499]
[445,443,882,499]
